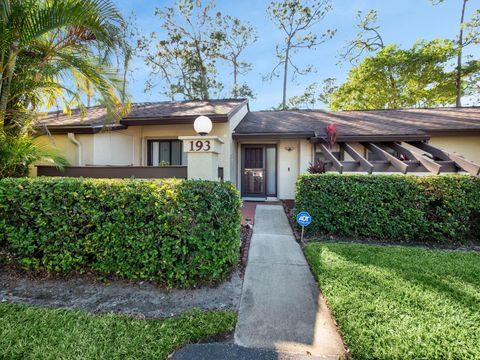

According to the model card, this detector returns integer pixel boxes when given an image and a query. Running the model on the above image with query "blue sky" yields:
[115,0,480,110]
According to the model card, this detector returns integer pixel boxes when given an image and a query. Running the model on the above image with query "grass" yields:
[305,242,480,360]
[0,303,236,360]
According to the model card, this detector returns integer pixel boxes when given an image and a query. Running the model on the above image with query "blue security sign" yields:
[296,212,312,227]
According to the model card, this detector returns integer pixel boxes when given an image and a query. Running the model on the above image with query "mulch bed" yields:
[239,225,253,275]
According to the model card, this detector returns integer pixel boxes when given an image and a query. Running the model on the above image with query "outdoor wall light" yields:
[194,115,213,136]
[285,146,295,152]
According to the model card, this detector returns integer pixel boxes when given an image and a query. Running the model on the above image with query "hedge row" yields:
[0,178,241,287]
[295,174,480,244]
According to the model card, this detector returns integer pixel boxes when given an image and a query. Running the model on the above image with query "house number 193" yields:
[189,140,211,152]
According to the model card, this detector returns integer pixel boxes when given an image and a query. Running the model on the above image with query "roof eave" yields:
[35,124,127,135]
[232,132,315,139]
[310,134,430,143]
[120,114,229,126]
[232,132,430,142]
[424,128,480,136]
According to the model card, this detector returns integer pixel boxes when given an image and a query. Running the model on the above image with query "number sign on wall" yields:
[189,140,212,152]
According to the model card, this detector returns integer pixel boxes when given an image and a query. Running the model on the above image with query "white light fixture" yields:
[194,115,213,136]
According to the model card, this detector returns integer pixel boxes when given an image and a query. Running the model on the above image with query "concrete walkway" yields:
[234,205,345,359]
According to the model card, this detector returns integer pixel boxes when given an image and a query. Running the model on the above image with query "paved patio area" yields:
[241,201,281,225]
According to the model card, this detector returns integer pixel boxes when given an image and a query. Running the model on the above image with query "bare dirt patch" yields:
[0,268,242,318]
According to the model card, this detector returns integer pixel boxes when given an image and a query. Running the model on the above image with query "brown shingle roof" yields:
[35,99,248,133]
[36,106,110,127]
[125,99,246,119]
[233,107,480,140]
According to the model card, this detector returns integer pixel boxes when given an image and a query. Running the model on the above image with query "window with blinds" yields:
[147,140,183,166]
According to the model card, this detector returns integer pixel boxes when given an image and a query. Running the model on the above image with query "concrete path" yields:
[234,205,345,359]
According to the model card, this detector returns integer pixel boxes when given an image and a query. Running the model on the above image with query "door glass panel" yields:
[244,170,264,194]
[171,141,182,165]
[151,142,160,166]
[266,146,276,196]
[160,142,170,164]
[245,148,263,168]
[243,147,265,196]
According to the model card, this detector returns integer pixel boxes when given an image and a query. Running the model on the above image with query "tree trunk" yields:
[86,80,91,107]
[233,61,238,98]
[194,40,209,100]
[0,51,5,101]
[387,71,399,109]
[456,0,468,107]
[0,44,19,126]
[121,52,131,103]
[282,43,290,110]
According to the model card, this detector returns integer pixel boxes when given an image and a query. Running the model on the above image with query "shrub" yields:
[294,174,480,244]
[0,177,241,287]
[307,160,326,174]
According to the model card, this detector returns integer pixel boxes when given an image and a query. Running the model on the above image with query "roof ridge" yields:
[251,106,480,114]
[43,98,249,115]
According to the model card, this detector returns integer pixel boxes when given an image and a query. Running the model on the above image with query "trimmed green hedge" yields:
[0,178,241,287]
[295,174,480,243]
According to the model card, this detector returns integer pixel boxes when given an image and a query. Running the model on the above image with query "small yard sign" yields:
[296,212,311,227]
[296,211,311,242]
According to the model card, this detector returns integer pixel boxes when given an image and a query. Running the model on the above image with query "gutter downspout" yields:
[67,132,82,166]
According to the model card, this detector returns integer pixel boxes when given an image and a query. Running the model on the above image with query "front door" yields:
[242,145,277,198]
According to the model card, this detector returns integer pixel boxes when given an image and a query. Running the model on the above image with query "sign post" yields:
[296,211,312,243]
[178,136,224,181]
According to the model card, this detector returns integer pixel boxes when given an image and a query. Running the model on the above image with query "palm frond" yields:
[0,127,69,178]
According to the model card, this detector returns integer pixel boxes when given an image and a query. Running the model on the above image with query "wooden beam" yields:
[408,141,480,176]
[383,142,414,159]
[384,142,441,175]
[361,143,409,174]
[447,152,480,176]
[318,144,343,173]
[407,141,449,160]
[340,143,374,174]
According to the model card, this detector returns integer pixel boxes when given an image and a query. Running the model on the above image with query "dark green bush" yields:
[0,178,241,287]
[295,174,480,244]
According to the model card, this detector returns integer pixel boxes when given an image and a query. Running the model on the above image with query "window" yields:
[147,140,183,166]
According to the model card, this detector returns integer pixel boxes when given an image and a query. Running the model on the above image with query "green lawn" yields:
[305,242,480,360]
[0,303,236,360]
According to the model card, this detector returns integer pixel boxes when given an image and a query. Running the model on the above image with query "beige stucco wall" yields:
[228,104,249,186]
[429,135,480,163]
[34,134,94,166]
[79,134,94,165]
[139,122,231,178]
[92,130,137,166]
[35,134,77,165]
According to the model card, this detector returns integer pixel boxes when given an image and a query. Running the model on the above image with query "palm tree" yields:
[0,0,129,130]
[0,0,130,177]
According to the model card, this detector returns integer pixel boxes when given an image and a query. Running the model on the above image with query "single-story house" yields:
[34,99,480,200]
